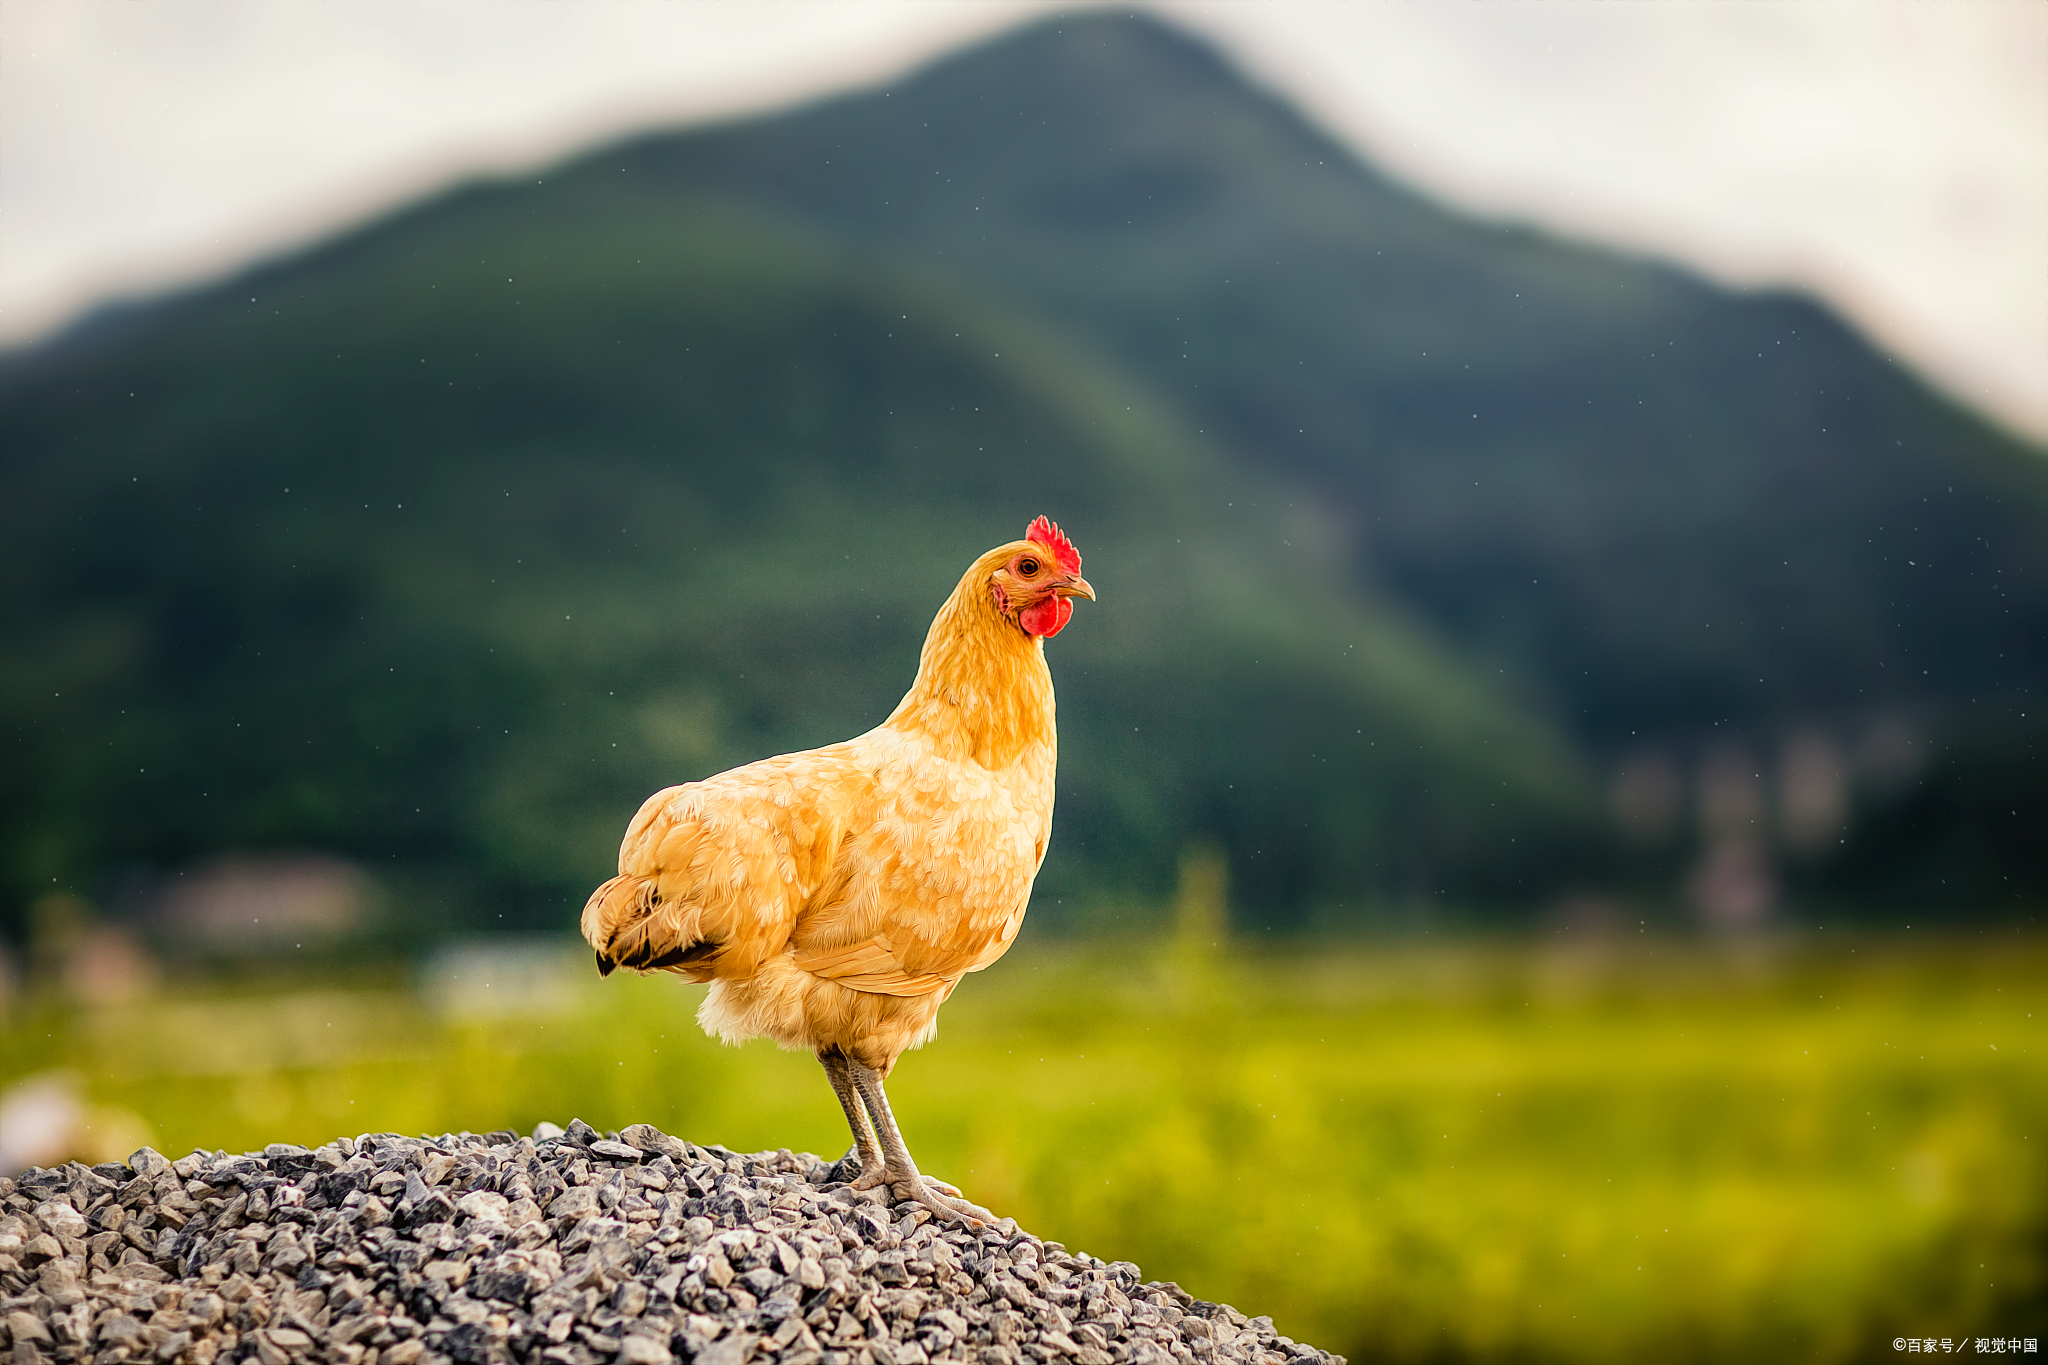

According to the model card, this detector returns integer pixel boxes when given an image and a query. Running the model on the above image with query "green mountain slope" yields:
[0,187,1595,937]
[542,12,2048,914]
[600,14,2048,744]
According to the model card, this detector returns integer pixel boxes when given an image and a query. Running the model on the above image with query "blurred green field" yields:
[3,934,2042,1363]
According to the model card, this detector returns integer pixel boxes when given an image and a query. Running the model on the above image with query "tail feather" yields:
[581,874,718,977]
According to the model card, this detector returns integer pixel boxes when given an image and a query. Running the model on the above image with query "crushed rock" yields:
[0,1119,1342,1365]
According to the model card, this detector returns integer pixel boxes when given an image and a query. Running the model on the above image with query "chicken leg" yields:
[818,1049,886,1180]
[819,1049,949,1203]
[825,1055,996,1227]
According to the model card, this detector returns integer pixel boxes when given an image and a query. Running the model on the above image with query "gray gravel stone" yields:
[0,1127,1340,1365]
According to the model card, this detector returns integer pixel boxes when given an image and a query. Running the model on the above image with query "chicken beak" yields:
[1056,574,1096,602]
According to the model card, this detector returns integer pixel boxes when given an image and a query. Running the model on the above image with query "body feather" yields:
[580,540,1065,1071]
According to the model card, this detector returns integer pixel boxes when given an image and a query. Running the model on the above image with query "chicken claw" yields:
[897,1178,998,1228]
[852,1162,987,1226]
[847,1058,997,1228]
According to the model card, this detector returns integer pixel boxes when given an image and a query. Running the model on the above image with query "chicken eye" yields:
[1019,558,1040,576]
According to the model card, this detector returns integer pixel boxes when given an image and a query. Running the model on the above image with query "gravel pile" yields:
[0,1120,1341,1365]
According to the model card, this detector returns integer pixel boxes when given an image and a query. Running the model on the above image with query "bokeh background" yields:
[2,4,2044,1360]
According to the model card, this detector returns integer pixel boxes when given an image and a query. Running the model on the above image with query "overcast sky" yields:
[4,0,2043,444]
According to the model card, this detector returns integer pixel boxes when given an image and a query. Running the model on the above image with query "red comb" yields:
[1026,515,1082,575]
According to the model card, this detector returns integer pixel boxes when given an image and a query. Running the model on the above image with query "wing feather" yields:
[791,934,956,997]
[581,752,866,982]
[583,728,1043,1007]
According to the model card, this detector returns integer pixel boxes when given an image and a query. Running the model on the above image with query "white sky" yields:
[4,0,2044,445]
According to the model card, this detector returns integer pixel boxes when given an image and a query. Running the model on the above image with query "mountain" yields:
[5,12,2043,936]
[603,15,2048,742]
[0,183,1592,941]
[560,13,2048,913]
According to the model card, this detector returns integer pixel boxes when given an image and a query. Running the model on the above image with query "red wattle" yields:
[1019,595,1072,638]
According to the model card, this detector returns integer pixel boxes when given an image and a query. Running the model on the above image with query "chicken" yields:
[580,516,1094,1224]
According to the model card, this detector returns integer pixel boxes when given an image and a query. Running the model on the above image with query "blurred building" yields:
[147,852,373,956]
[1778,731,1847,856]
[1612,712,1935,927]
[62,925,157,1005]
[419,937,588,1019]
[25,893,158,1005]
[1612,749,1684,844]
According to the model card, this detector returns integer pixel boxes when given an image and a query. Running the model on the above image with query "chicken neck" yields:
[881,549,1056,772]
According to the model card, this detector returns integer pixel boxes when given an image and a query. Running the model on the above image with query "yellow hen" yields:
[581,517,1094,1224]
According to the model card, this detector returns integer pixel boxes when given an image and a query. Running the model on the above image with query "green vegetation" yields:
[6,936,2042,1362]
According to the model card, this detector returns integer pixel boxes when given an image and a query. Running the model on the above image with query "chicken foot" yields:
[842,1059,997,1227]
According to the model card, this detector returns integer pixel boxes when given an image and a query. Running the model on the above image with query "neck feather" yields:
[884,548,1055,769]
